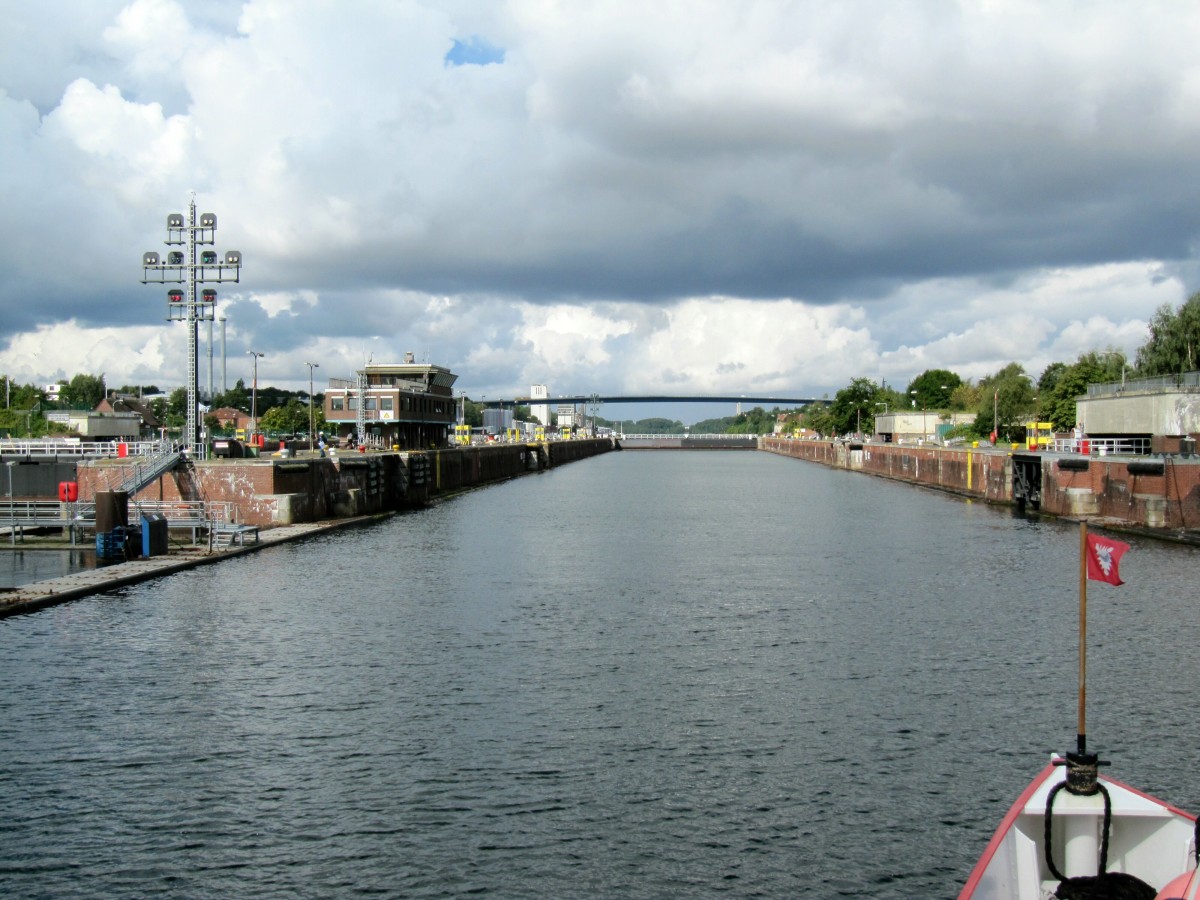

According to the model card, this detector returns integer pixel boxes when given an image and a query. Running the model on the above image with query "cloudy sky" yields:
[2,0,1198,421]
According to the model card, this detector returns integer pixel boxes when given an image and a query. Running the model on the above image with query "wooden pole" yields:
[1078,521,1088,756]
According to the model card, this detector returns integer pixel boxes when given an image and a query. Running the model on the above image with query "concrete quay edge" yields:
[0,513,392,619]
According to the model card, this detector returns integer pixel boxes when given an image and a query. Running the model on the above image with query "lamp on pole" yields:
[305,361,319,454]
[937,384,948,443]
[248,351,264,440]
[910,390,926,443]
[140,198,242,456]
[993,388,999,444]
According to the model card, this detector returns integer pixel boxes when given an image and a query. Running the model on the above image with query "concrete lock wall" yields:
[760,438,1012,504]
[74,440,613,528]
[1042,457,1200,530]
[760,437,1200,531]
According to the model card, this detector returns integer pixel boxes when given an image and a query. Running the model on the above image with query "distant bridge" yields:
[497,394,822,407]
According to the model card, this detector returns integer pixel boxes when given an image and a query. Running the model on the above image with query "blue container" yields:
[141,515,168,558]
[95,526,126,561]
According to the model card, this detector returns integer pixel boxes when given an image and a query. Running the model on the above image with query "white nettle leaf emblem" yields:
[1092,543,1115,576]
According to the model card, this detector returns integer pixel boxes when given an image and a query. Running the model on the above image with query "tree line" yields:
[0,373,328,438]
[5,291,1198,440]
[792,291,1200,441]
[603,291,1200,439]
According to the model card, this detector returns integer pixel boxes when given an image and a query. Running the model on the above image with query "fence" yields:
[0,438,170,458]
[1048,436,1153,456]
[1086,371,1200,397]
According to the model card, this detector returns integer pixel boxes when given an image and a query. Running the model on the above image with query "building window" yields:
[348,397,357,411]
[365,397,377,410]
[380,397,394,412]
[331,396,344,411]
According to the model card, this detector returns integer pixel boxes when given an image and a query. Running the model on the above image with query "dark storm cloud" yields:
[0,0,1196,398]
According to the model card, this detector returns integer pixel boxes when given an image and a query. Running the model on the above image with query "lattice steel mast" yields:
[141,197,242,456]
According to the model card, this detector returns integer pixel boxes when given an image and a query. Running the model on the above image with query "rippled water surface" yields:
[2,451,1198,898]
[0,547,94,588]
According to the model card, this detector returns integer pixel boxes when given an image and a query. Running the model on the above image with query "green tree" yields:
[6,381,45,410]
[799,400,833,436]
[632,417,684,434]
[259,399,311,434]
[950,381,981,413]
[905,369,963,411]
[1037,362,1068,396]
[211,379,251,412]
[116,384,161,397]
[973,363,1036,442]
[59,373,106,409]
[692,415,736,432]
[1135,292,1200,375]
[819,378,888,436]
[164,387,188,428]
[727,406,778,434]
[1039,350,1127,431]
[464,399,484,428]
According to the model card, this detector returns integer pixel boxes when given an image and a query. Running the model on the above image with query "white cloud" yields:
[0,1,1196,411]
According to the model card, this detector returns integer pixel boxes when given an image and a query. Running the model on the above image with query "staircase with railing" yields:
[111,445,184,495]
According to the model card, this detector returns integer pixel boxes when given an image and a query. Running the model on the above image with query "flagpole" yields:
[1077,520,1088,757]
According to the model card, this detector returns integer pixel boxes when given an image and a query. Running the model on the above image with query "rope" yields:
[1044,778,1159,899]
[1044,781,1112,882]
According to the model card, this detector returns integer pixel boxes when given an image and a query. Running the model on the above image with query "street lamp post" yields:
[910,390,927,443]
[248,351,264,441]
[936,384,948,443]
[305,362,319,454]
[993,388,999,444]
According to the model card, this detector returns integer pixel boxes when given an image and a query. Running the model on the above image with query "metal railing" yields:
[0,438,170,457]
[0,500,74,528]
[1087,371,1200,397]
[1048,437,1153,456]
[619,433,759,440]
[1,498,236,545]
[111,445,183,495]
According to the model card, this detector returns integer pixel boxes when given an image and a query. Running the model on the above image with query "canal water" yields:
[0,546,95,589]
[1,450,1198,898]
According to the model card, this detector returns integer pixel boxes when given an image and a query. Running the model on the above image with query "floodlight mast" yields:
[140,197,242,456]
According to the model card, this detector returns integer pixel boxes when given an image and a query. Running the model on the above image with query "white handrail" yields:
[0,438,173,457]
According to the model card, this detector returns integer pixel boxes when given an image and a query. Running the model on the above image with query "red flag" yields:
[1085,533,1131,585]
